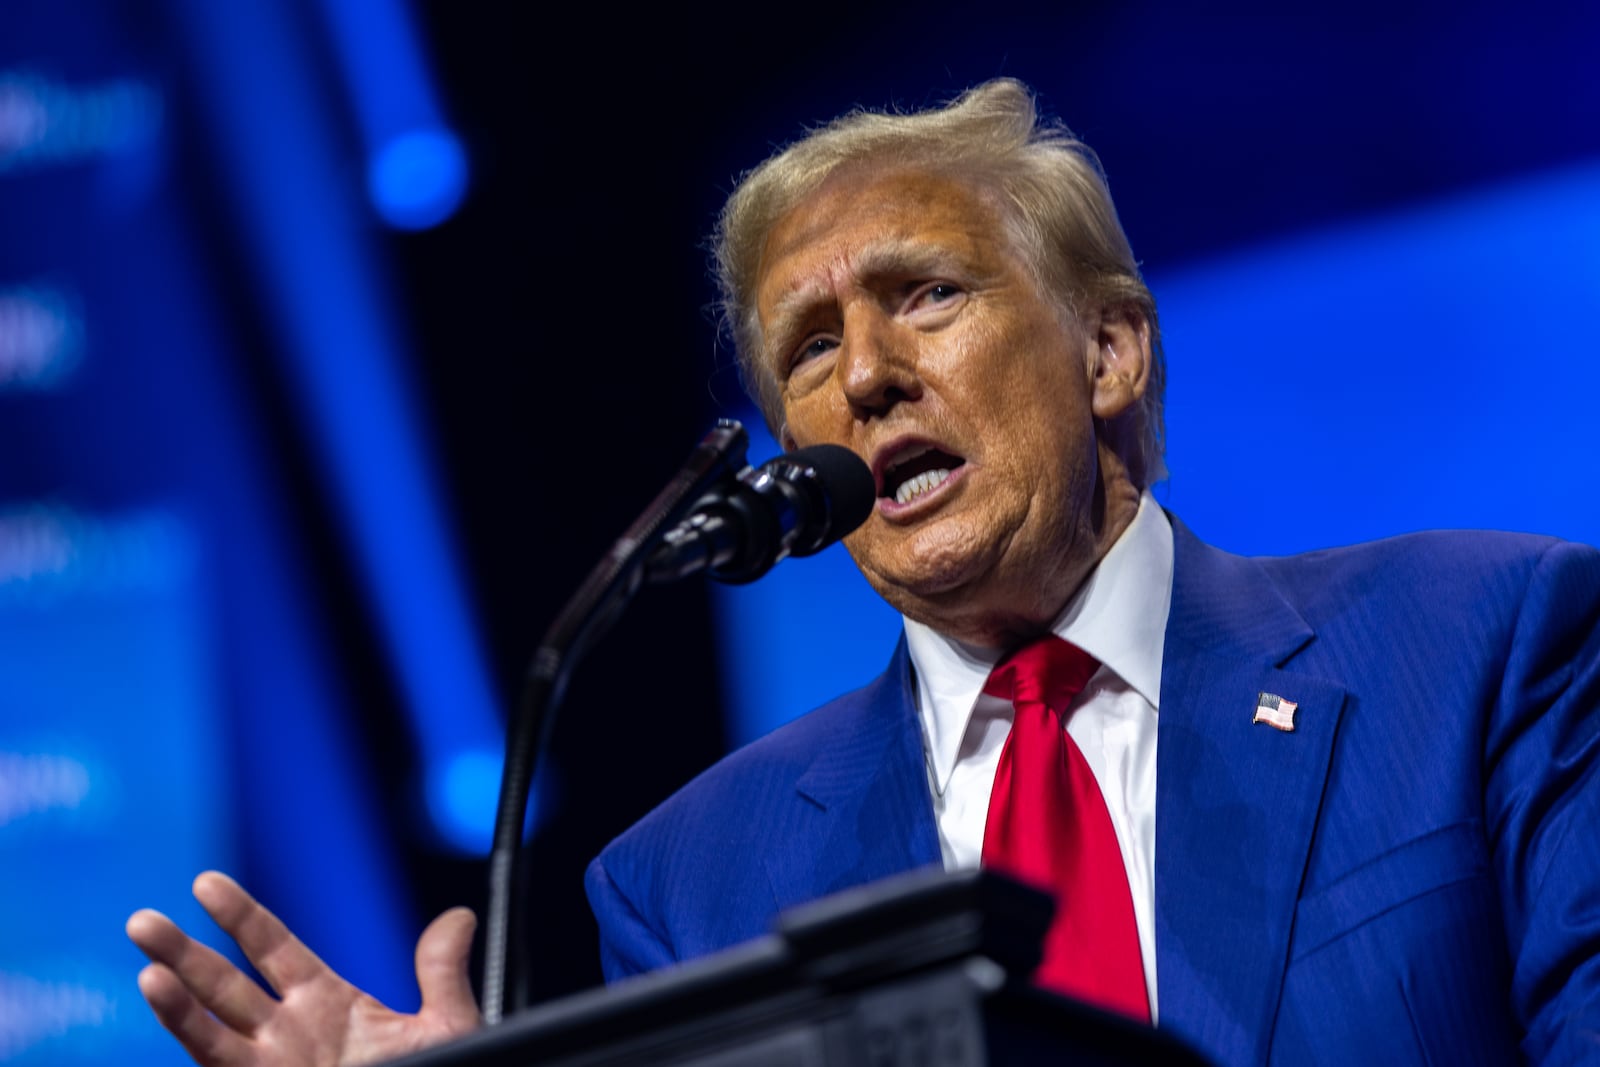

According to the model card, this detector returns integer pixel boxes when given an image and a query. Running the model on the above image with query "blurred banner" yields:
[0,1,473,1059]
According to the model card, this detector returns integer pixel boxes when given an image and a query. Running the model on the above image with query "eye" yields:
[909,282,964,312]
[790,334,838,371]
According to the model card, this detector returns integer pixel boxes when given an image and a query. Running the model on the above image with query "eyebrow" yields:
[854,237,968,279]
[762,237,974,356]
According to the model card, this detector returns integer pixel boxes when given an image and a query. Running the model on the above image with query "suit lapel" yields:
[755,519,1344,1065]
[1154,520,1347,1065]
[765,637,944,912]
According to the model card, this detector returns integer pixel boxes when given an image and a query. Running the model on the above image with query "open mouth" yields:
[879,443,967,508]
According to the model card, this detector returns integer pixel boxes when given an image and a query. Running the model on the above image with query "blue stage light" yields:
[367,127,468,231]
[175,0,504,912]
[425,747,548,854]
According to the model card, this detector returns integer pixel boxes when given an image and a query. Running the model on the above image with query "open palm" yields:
[127,871,481,1066]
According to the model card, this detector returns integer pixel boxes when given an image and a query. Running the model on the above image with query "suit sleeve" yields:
[583,854,677,983]
[1484,540,1600,1064]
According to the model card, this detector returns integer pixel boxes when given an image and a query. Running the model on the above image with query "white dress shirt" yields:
[903,491,1174,1018]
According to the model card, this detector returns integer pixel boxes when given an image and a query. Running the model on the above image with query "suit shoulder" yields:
[1256,529,1597,620]
[1263,526,1573,572]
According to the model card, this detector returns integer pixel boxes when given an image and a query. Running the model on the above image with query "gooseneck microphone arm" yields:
[480,421,875,1024]
[480,420,750,1025]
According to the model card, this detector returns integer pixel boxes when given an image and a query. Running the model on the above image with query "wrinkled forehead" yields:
[753,168,1015,321]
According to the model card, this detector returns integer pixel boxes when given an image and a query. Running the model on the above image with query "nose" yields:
[838,306,921,419]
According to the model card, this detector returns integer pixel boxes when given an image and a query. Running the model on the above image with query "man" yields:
[129,80,1600,1065]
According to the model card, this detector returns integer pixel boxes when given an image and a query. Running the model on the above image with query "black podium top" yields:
[382,869,1212,1067]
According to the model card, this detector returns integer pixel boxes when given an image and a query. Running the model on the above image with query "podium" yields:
[382,869,1212,1066]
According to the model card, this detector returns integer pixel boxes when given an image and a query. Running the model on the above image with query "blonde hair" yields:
[713,78,1167,485]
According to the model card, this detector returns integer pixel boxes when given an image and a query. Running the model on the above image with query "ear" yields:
[1089,305,1152,421]
[777,419,799,453]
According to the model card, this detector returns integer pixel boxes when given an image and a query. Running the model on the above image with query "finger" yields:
[127,908,276,1033]
[415,908,481,1029]
[137,962,253,1067]
[192,871,331,996]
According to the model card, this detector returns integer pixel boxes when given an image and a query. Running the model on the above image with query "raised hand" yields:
[127,871,481,1067]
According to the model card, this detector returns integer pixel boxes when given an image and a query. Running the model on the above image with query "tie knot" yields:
[982,636,1099,714]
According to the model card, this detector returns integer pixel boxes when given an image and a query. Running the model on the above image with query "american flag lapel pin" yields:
[1253,692,1298,732]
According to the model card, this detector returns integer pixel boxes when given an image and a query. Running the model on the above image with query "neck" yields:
[907,452,1144,650]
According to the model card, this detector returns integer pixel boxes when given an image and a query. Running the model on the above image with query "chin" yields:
[860,533,1005,612]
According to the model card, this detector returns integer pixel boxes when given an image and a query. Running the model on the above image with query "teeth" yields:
[894,468,952,505]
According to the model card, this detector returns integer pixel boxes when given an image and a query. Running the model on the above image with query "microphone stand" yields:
[480,419,752,1025]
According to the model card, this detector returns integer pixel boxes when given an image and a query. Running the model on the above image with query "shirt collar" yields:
[904,490,1175,794]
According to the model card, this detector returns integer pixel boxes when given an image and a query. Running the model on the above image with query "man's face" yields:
[754,168,1141,645]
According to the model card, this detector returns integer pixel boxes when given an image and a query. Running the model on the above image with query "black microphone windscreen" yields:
[787,444,875,544]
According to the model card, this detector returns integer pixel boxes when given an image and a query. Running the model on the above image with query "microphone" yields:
[646,444,875,584]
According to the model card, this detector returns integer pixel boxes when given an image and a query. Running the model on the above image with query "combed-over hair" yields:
[713,78,1167,485]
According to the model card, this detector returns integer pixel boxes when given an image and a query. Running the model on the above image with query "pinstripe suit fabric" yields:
[586,519,1600,1065]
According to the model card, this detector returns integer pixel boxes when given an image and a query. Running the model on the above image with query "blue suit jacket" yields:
[586,521,1600,1065]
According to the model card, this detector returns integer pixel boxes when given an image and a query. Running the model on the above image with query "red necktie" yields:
[981,636,1151,1022]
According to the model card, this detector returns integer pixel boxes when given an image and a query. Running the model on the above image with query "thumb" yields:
[415,907,481,1028]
